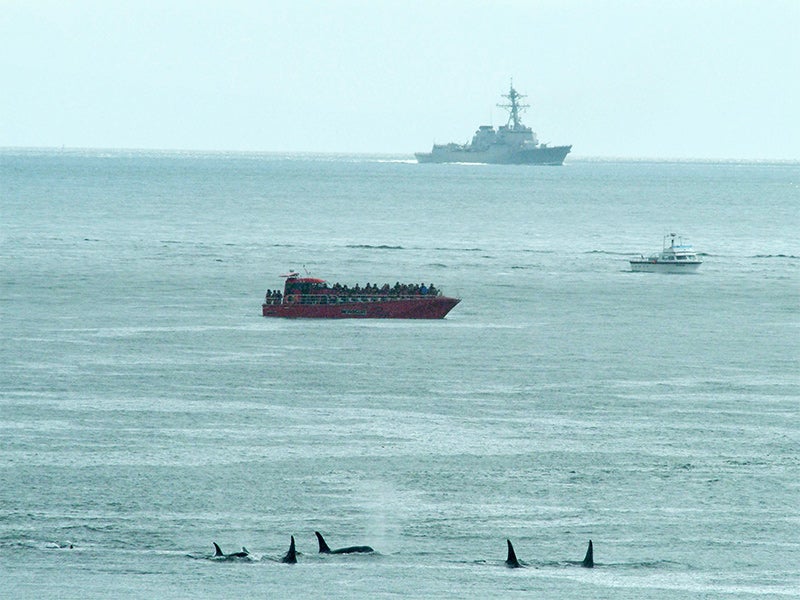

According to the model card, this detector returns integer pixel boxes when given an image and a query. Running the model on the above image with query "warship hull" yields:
[415,144,571,165]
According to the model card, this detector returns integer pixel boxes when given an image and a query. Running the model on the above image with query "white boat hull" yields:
[630,260,701,273]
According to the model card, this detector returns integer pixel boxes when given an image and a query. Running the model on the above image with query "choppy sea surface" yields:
[1,149,799,598]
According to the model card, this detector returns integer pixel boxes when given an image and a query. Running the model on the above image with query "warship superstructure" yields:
[415,82,571,165]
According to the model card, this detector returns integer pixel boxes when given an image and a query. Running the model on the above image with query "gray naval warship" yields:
[415,82,571,165]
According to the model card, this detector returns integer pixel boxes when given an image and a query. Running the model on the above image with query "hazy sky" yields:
[1,0,798,159]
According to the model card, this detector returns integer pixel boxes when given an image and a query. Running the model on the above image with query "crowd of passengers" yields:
[264,289,283,304]
[264,282,440,305]
[328,282,440,297]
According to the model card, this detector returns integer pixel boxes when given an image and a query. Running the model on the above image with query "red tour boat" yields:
[262,272,460,319]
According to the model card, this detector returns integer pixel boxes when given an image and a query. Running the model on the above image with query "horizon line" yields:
[1,146,798,164]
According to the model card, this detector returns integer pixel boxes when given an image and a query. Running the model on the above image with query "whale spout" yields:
[505,539,521,568]
[582,540,594,568]
[282,535,297,564]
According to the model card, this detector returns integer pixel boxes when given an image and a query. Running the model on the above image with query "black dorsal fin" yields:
[241,547,249,555]
[282,535,297,564]
[582,540,594,568]
[505,539,521,568]
[213,542,224,557]
[315,531,332,553]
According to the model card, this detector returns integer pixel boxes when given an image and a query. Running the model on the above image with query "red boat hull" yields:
[262,296,460,319]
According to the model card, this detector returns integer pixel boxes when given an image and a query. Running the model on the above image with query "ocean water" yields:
[1,149,798,598]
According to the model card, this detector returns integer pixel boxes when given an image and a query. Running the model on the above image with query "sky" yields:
[1,0,798,159]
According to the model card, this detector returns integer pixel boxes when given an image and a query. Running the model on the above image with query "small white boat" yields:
[630,234,702,273]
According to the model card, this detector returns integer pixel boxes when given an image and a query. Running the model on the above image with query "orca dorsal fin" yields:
[242,547,249,555]
[282,535,297,564]
[315,531,332,553]
[582,540,594,568]
[505,539,521,568]
[213,542,224,557]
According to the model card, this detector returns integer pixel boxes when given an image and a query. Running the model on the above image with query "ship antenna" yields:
[497,79,530,130]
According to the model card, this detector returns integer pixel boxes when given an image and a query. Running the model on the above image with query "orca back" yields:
[331,545,374,554]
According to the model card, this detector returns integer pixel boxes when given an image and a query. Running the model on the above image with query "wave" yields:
[434,247,485,252]
[752,254,800,260]
[584,250,634,256]
[345,244,404,250]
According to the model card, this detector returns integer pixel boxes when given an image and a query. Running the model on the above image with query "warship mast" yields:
[497,80,530,130]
